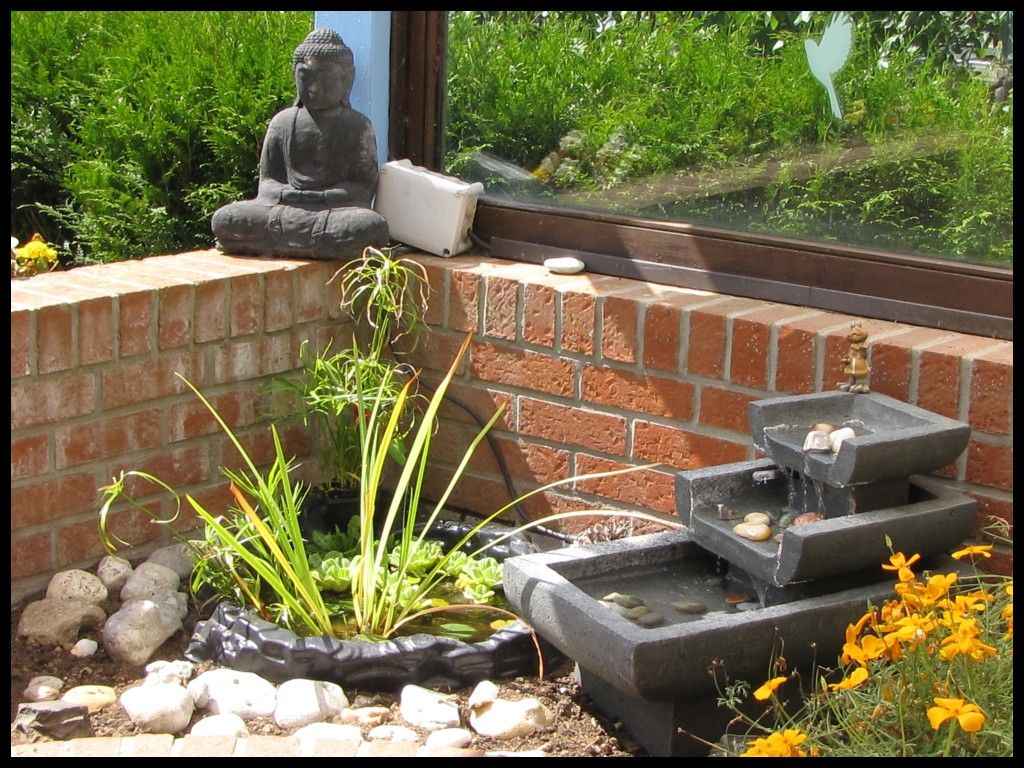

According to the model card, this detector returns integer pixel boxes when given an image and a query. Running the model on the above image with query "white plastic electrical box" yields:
[374,159,484,257]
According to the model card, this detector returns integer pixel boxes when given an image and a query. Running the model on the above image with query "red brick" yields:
[118,290,154,357]
[916,349,962,419]
[643,303,680,372]
[157,283,192,349]
[294,262,333,323]
[436,383,513,428]
[561,291,596,355]
[602,296,637,364]
[11,375,96,429]
[971,493,1013,537]
[519,398,627,454]
[78,296,115,365]
[169,390,257,442]
[581,365,694,421]
[449,269,480,332]
[729,315,774,389]
[213,333,296,383]
[121,445,212,497]
[523,283,556,347]
[55,409,163,469]
[12,434,49,480]
[865,326,953,401]
[11,307,33,377]
[11,473,101,530]
[37,303,74,373]
[965,441,1012,491]
[632,422,748,469]
[421,261,446,327]
[58,509,162,567]
[399,331,469,376]
[574,455,676,515]
[686,309,727,379]
[101,351,204,409]
[699,386,758,436]
[968,347,1012,435]
[264,269,294,332]
[774,313,834,394]
[470,342,574,397]
[484,275,518,340]
[493,437,571,488]
[195,279,228,343]
[10,530,52,580]
[230,273,261,336]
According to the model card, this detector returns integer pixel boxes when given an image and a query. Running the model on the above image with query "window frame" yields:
[388,11,1012,341]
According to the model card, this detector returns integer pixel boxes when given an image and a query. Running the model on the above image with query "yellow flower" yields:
[740,729,809,757]
[927,697,986,733]
[828,666,869,691]
[950,544,992,560]
[752,676,789,701]
[938,618,998,661]
[13,233,58,277]
[882,552,920,582]
[842,633,887,666]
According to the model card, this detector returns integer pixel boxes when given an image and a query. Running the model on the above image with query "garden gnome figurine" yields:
[838,322,871,393]
[211,28,389,260]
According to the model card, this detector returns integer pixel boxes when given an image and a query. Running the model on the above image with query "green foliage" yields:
[711,527,1013,757]
[10,11,312,266]
[445,11,1013,268]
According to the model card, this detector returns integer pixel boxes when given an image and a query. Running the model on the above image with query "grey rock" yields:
[14,700,92,740]
[145,542,196,581]
[102,598,183,666]
[120,561,180,602]
[23,675,64,702]
[16,597,106,649]
[96,555,133,592]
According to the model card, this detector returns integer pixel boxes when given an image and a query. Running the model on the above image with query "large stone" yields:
[145,542,196,581]
[121,682,195,734]
[399,684,461,730]
[120,561,180,602]
[46,569,108,604]
[274,678,349,729]
[188,668,278,719]
[102,598,183,666]
[14,701,91,740]
[96,555,133,592]
[16,598,106,649]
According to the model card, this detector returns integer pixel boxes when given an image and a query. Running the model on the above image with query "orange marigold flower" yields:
[740,729,809,757]
[828,666,869,691]
[752,676,789,701]
[882,551,920,574]
[950,544,993,560]
[927,697,986,733]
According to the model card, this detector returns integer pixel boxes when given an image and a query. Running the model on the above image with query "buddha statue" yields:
[211,28,389,260]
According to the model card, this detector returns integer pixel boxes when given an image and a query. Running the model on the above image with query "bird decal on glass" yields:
[804,12,854,120]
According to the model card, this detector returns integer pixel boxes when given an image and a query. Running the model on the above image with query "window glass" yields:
[443,11,1013,271]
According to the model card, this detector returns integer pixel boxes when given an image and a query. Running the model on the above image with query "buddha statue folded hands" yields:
[211,28,389,260]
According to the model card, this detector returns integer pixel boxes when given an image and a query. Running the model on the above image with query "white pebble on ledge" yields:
[543,256,585,274]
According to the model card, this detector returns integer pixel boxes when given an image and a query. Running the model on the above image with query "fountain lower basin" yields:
[502,530,914,755]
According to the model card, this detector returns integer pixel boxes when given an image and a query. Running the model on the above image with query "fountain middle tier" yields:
[677,457,976,587]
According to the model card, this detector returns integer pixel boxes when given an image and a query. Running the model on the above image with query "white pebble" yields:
[732,522,773,541]
[70,638,98,657]
[543,256,585,274]
[743,512,772,526]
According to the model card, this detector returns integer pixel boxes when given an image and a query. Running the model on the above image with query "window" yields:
[390,11,1012,340]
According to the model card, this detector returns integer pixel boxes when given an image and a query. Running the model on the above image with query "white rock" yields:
[802,429,831,452]
[24,675,64,702]
[120,561,179,602]
[121,682,194,734]
[399,684,461,730]
[468,681,555,740]
[294,722,364,755]
[46,569,108,604]
[274,678,349,729]
[62,684,117,713]
[145,542,197,581]
[828,426,856,453]
[367,724,420,742]
[339,706,390,727]
[189,712,249,738]
[732,521,773,542]
[543,256,585,274]
[743,512,772,526]
[425,728,473,748]
[102,598,183,666]
[144,659,196,686]
[70,638,98,657]
[188,668,277,719]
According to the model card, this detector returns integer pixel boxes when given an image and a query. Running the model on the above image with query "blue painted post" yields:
[315,11,392,166]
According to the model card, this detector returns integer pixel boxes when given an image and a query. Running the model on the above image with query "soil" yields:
[10,595,647,757]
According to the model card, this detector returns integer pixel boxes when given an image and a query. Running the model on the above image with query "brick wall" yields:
[9,250,1013,603]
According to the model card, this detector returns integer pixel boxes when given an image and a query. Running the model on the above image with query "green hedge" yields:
[11,11,313,266]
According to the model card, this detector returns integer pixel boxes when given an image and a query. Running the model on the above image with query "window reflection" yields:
[444,11,1013,270]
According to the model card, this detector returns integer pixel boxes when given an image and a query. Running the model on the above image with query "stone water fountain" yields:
[502,385,977,756]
